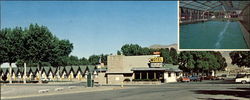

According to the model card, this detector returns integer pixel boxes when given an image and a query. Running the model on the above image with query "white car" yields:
[235,74,250,84]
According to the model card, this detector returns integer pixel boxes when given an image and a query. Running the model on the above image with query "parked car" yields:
[179,77,190,82]
[235,74,250,84]
[189,76,202,82]
[217,74,227,80]
[203,76,219,80]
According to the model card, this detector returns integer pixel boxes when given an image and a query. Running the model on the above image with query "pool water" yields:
[180,21,248,49]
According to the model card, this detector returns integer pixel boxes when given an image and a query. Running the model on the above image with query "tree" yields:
[100,54,108,65]
[213,52,227,70]
[230,51,250,67]
[178,51,226,75]
[141,47,153,55]
[68,55,80,65]
[88,55,100,65]
[169,48,178,65]
[159,48,173,64]
[49,39,73,66]
[23,24,73,83]
[117,50,121,55]
[1,27,24,83]
[79,57,89,65]
[0,29,8,66]
[121,44,142,56]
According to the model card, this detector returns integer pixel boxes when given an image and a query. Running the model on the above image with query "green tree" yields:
[68,55,80,65]
[100,54,108,65]
[117,50,121,55]
[1,27,24,83]
[121,44,142,56]
[141,47,153,55]
[49,39,73,67]
[88,55,100,65]
[169,48,178,65]
[230,51,250,67]
[159,48,173,64]
[79,57,89,65]
[178,51,226,75]
[0,29,8,66]
[23,24,69,83]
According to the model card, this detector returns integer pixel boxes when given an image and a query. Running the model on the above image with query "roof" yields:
[105,72,133,74]
[180,1,250,11]
[131,67,182,72]
[18,67,24,73]
[96,68,107,72]
[131,67,169,71]
[86,65,97,73]
[31,67,38,74]
[50,67,57,74]
[71,66,79,73]
[2,68,8,74]
[58,67,64,76]
[79,65,87,74]
[65,66,72,74]
[13,68,19,74]
[26,67,31,72]
[42,67,51,75]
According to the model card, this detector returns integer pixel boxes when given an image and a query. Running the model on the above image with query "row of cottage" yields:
[0,65,99,82]
[1,55,183,84]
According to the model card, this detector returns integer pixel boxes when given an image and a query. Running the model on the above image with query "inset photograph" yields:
[179,1,250,50]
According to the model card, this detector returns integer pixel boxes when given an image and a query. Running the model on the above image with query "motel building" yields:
[0,65,97,83]
[102,55,182,85]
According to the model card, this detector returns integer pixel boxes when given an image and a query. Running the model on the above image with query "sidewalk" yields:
[1,85,126,100]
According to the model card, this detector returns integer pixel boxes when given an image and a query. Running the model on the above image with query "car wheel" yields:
[241,81,247,84]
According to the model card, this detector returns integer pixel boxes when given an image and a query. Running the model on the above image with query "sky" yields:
[1,1,177,58]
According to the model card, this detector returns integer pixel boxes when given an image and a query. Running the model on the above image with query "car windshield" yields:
[236,74,246,78]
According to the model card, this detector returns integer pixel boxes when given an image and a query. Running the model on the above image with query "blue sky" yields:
[1,1,177,58]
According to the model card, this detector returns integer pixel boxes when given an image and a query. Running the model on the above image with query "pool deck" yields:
[180,19,208,25]
[239,21,250,48]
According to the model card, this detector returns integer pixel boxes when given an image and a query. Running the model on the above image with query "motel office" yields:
[104,55,182,84]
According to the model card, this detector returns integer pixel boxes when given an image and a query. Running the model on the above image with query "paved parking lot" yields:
[1,80,250,100]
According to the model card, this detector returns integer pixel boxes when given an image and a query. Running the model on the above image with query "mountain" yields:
[149,43,177,49]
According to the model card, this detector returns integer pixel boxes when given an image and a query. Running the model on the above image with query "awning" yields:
[180,1,250,11]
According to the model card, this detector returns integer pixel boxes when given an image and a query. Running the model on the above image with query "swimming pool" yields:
[180,20,248,49]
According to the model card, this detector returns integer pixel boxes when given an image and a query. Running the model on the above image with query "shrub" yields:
[132,79,140,81]
[143,79,150,81]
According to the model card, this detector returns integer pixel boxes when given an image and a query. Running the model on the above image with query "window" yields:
[135,72,140,79]
[168,72,171,77]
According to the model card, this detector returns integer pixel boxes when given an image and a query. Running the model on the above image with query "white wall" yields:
[164,72,177,83]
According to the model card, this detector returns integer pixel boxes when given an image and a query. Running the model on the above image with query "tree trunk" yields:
[23,63,27,84]
[9,63,12,84]
[37,63,42,83]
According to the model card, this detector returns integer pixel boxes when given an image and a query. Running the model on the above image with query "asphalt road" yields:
[4,80,250,100]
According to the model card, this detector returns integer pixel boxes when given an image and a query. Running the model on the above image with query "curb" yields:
[1,87,126,100]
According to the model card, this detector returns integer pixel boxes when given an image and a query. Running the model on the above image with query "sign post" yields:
[87,72,92,87]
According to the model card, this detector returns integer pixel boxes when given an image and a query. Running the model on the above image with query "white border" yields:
[177,1,250,51]
[177,1,180,51]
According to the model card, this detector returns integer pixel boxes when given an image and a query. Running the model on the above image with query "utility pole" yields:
[24,63,27,83]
